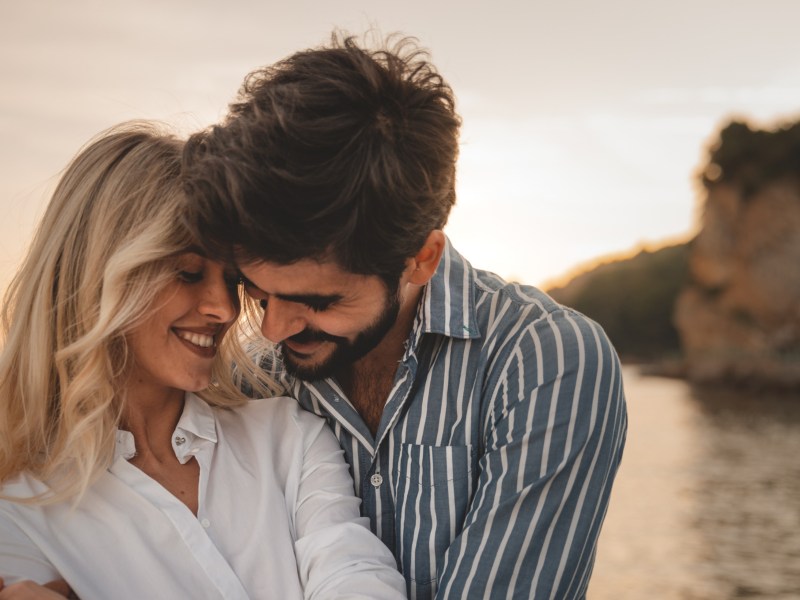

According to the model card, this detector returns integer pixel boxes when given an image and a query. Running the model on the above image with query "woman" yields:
[0,123,406,599]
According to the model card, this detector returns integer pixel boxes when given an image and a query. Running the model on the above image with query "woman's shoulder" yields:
[228,395,305,419]
[214,395,329,440]
[0,472,48,514]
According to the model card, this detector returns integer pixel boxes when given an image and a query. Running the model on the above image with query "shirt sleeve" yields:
[435,308,628,599]
[290,410,408,599]
[0,507,60,584]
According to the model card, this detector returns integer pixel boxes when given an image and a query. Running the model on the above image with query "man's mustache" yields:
[286,328,346,344]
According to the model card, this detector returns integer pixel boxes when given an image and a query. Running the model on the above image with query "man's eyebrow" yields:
[276,292,343,305]
[240,275,343,305]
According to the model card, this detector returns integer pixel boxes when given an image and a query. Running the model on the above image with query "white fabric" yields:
[0,394,406,599]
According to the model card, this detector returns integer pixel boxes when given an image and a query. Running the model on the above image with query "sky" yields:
[2,0,800,294]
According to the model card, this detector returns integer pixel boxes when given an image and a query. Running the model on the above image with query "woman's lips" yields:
[173,328,217,358]
[175,330,214,348]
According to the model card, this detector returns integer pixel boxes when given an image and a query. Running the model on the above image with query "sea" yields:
[587,366,800,599]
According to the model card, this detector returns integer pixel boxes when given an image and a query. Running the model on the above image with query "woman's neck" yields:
[120,382,200,515]
[120,379,185,462]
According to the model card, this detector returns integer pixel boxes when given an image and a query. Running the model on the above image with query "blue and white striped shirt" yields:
[270,240,627,599]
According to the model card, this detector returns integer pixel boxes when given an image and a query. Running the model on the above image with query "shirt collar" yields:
[113,392,218,463]
[414,236,481,341]
[114,429,136,462]
[175,392,218,444]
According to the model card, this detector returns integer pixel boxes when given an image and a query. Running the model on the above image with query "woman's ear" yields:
[407,230,446,285]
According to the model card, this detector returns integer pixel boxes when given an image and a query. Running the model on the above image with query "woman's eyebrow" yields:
[170,245,207,260]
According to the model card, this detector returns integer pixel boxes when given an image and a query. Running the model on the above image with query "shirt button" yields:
[370,473,383,488]
[174,436,186,446]
[201,518,211,528]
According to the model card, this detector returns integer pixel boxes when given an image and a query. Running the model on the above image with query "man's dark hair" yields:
[182,32,461,287]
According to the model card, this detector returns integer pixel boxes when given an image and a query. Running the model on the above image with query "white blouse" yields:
[0,394,406,599]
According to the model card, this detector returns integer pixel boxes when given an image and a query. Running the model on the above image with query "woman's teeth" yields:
[176,330,214,348]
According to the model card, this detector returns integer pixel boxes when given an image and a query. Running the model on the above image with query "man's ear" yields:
[408,230,446,285]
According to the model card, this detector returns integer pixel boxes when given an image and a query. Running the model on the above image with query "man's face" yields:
[238,258,401,380]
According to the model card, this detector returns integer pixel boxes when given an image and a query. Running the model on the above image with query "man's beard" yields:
[279,291,401,381]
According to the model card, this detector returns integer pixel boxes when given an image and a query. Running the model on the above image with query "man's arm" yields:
[436,308,627,599]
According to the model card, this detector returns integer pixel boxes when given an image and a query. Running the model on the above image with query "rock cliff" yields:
[674,121,800,388]
[547,244,689,362]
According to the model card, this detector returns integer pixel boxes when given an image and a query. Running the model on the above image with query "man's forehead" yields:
[239,256,346,280]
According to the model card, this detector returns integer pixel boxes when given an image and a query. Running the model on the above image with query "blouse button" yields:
[201,518,211,528]
[370,473,383,488]
[174,436,186,446]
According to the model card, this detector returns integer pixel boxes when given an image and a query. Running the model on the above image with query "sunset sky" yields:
[2,0,800,293]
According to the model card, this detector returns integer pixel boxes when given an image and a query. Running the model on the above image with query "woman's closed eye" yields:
[178,270,203,283]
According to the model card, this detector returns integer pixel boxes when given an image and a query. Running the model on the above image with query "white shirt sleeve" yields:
[290,411,407,599]
[0,509,59,584]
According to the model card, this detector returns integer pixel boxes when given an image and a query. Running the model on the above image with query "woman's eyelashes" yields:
[177,270,203,284]
[176,267,242,289]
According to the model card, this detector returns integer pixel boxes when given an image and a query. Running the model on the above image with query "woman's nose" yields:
[198,273,239,323]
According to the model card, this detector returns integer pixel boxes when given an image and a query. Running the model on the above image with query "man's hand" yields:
[0,577,72,599]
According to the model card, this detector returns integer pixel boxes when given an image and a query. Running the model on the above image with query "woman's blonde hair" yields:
[0,121,274,504]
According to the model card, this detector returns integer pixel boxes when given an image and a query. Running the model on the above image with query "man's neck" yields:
[335,283,423,435]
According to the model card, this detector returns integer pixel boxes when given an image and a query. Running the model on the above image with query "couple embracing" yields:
[0,32,626,600]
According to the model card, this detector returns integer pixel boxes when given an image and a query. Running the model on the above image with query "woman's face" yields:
[125,252,240,400]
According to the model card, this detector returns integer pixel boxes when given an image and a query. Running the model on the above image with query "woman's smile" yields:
[172,326,223,358]
[126,254,239,396]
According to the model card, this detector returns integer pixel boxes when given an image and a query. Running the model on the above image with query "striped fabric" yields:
[272,239,627,599]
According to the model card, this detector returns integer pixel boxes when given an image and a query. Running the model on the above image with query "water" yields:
[588,366,800,599]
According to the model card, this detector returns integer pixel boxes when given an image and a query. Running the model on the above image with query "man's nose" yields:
[260,297,306,343]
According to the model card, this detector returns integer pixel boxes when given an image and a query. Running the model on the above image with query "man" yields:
[183,33,627,599]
